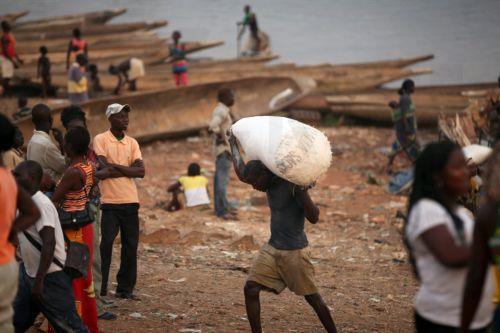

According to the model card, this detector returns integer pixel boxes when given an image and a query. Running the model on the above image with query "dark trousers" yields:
[100,203,139,295]
[214,151,232,217]
[414,312,487,333]
[13,264,88,333]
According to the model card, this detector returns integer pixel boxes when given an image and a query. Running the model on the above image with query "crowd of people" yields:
[0,78,498,333]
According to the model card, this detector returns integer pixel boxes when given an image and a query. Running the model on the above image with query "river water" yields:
[2,0,500,86]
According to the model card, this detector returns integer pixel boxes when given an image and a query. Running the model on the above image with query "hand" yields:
[215,134,225,145]
[14,62,19,69]
[95,167,111,179]
[8,229,19,247]
[32,279,44,303]
[228,134,237,146]
[51,128,64,145]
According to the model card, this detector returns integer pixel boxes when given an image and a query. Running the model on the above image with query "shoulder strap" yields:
[74,164,90,198]
[22,230,65,269]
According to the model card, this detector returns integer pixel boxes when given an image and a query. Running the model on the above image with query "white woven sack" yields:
[231,116,332,186]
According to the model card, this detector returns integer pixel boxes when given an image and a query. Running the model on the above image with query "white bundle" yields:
[463,144,493,165]
[231,116,332,186]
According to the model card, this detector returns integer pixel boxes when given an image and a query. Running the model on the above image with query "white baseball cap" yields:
[105,103,130,118]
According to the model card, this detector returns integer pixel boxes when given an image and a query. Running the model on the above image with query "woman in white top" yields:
[406,141,494,332]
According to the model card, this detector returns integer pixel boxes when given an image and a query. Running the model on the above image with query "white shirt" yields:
[27,130,66,181]
[18,191,66,278]
[406,199,494,329]
[208,103,233,156]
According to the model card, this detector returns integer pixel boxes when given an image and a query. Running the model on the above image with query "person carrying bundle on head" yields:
[227,131,337,333]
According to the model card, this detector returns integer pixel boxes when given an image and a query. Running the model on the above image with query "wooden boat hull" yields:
[14,8,126,28]
[15,21,168,41]
[16,76,315,144]
[0,11,30,23]
[325,90,475,125]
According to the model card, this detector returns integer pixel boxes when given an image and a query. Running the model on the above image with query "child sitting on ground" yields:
[12,96,31,120]
[165,163,210,211]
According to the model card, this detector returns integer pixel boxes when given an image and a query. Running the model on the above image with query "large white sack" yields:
[231,116,332,186]
[463,144,493,165]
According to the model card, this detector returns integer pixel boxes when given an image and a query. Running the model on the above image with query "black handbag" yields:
[23,230,89,279]
[58,165,95,230]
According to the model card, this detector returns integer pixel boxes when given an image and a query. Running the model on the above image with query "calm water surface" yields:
[2,0,500,86]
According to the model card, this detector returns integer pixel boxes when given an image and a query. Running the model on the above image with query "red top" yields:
[1,33,16,58]
[71,38,87,53]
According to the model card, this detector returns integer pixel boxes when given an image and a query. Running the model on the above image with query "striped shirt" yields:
[61,162,93,212]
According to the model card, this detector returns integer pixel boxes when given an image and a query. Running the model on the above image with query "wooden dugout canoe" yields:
[15,30,160,54]
[326,92,469,125]
[288,82,498,111]
[16,76,316,144]
[17,40,224,78]
[15,20,168,41]
[14,8,126,29]
[0,11,29,23]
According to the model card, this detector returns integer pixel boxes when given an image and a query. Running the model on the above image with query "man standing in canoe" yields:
[238,5,260,55]
[169,31,188,87]
[109,58,145,95]
[228,135,338,333]
[0,21,23,96]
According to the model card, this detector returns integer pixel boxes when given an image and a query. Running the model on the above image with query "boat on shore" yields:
[15,20,168,41]
[0,11,29,23]
[14,8,126,29]
[16,76,315,144]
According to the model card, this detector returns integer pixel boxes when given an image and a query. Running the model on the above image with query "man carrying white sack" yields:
[228,134,338,333]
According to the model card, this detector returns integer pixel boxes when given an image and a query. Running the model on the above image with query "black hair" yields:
[31,103,51,125]
[217,88,233,103]
[172,30,181,39]
[17,160,43,185]
[243,160,269,180]
[187,163,201,176]
[65,127,90,156]
[1,21,11,32]
[405,141,465,278]
[61,105,86,128]
[72,28,81,38]
[398,79,415,95]
[17,96,27,108]
[76,53,87,65]
[39,46,48,54]
[0,113,16,152]
[88,63,98,73]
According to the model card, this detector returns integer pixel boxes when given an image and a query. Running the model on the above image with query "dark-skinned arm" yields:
[51,167,81,206]
[9,187,40,244]
[295,187,320,224]
[66,41,72,70]
[228,134,248,183]
[168,181,181,193]
[113,74,123,95]
[95,155,127,179]
[32,226,56,303]
[400,96,411,133]
[459,200,496,333]
[421,225,470,268]
[108,159,145,178]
